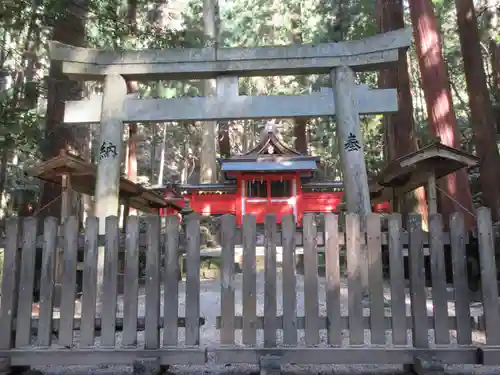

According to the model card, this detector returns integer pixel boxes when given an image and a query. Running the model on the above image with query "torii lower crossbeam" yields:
[64,84,397,124]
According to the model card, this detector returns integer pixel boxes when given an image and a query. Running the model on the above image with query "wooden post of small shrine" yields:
[427,138,440,215]
[427,172,438,215]
[331,66,372,291]
[53,172,73,306]
[94,74,127,292]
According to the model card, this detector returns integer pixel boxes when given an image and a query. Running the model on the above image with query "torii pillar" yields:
[332,66,372,220]
[331,66,372,290]
[94,74,127,292]
[95,74,128,232]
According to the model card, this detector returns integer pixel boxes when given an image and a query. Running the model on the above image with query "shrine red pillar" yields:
[235,174,243,227]
[295,173,303,226]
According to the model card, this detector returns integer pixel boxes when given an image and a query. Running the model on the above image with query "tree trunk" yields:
[376,0,428,226]
[153,0,174,184]
[0,148,8,213]
[218,121,231,158]
[157,123,168,185]
[487,2,500,132]
[200,0,219,183]
[125,0,138,215]
[293,118,308,154]
[290,2,308,154]
[409,0,475,229]
[492,42,500,130]
[455,0,500,222]
[38,0,88,220]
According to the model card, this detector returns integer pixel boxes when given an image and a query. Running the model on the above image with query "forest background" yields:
[0,0,499,231]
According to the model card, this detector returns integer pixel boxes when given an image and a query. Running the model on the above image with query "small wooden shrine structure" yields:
[26,150,182,219]
[370,141,479,219]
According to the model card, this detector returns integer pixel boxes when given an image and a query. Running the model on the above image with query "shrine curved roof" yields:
[219,123,320,173]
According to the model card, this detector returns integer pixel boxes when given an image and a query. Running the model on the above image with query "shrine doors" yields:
[241,174,297,224]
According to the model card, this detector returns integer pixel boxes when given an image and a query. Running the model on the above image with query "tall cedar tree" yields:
[376,0,428,226]
[455,0,500,222]
[291,2,308,154]
[200,0,219,183]
[125,0,139,216]
[409,0,475,229]
[39,0,89,219]
[487,2,500,131]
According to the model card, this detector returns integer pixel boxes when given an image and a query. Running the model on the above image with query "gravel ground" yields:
[20,270,500,374]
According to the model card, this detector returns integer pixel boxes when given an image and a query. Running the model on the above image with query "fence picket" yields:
[367,213,385,345]
[346,213,364,345]
[0,219,20,350]
[303,213,319,346]
[428,214,450,344]
[15,217,37,348]
[407,213,428,348]
[242,215,257,346]
[477,207,500,344]
[59,216,79,347]
[37,217,58,347]
[101,216,119,347]
[185,213,201,346]
[282,214,297,346]
[122,216,140,347]
[145,215,161,349]
[387,213,406,345]
[163,215,180,346]
[324,213,341,346]
[449,212,471,345]
[263,214,277,348]
[220,214,236,345]
[80,217,99,348]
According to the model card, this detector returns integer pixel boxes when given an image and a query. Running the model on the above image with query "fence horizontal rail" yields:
[212,347,480,365]
[22,317,206,334]
[215,315,485,331]
[0,217,467,249]
[0,348,207,367]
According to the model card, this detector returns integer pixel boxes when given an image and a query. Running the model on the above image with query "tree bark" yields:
[455,0,500,222]
[487,2,500,132]
[200,0,219,183]
[290,2,308,155]
[218,121,231,158]
[409,0,475,229]
[376,0,428,226]
[293,118,308,154]
[38,0,88,219]
[0,148,8,212]
[157,123,168,185]
[125,0,138,215]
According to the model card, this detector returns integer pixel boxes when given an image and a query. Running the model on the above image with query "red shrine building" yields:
[160,124,390,226]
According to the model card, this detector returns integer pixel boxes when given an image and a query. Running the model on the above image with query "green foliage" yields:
[0,0,497,216]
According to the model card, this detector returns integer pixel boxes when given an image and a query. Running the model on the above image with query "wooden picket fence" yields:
[0,207,500,373]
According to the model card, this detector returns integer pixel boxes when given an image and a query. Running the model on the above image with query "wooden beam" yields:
[3,348,207,367]
[48,28,412,80]
[64,87,398,124]
[0,227,467,249]
[427,173,437,215]
[213,347,478,365]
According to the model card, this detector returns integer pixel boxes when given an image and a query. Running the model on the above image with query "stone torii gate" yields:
[49,27,412,232]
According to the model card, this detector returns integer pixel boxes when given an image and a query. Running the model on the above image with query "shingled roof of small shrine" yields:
[221,123,319,163]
